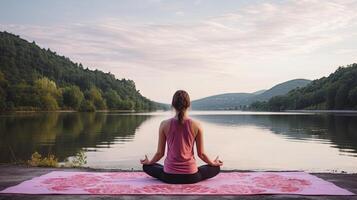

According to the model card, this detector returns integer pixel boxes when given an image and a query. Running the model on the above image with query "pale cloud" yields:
[175,11,184,16]
[1,0,357,102]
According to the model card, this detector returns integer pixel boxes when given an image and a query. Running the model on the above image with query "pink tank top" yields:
[164,117,198,174]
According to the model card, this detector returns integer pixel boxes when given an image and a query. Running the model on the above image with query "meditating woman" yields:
[140,90,223,184]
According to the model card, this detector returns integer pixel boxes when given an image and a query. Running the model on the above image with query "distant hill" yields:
[250,64,357,111]
[252,90,267,95]
[191,93,254,110]
[250,79,311,102]
[0,31,167,111]
[191,79,311,110]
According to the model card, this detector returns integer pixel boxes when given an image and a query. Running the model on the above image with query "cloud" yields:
[1,0,357,102]
[175,11,184,16]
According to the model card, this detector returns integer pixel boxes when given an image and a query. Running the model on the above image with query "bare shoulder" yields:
[159,118,171,132]
[160,118,171,127]
[190,118,203,131]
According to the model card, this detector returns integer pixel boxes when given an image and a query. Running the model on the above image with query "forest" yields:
[250,63,357,111]
[0,31,167,111]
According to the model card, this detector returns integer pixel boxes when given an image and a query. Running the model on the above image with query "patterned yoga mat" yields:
[0,171,354,195]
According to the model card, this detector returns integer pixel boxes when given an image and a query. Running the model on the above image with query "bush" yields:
[105,89,121,109]
[62,85,84,110]
[35,77,61,98]
[79,100,96,112]
[86,87,107,110]
[64,150,87,168]
[28,152,58,167]
[40,94,59,110]
[0,87,5,110]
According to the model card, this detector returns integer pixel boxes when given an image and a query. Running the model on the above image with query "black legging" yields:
[143,163,220,184]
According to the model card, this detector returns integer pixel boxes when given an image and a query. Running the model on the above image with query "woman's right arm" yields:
[195,121,223,166]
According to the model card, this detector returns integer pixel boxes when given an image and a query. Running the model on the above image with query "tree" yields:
[348,86,357,108]
[40,94,59,110]
[7,83,41,108]
[79,100,96,112]
[62,85,84,110]
[34,77,60,97]
[0,71,7,110]
[34,77,61,110]
[105,89,121,109]
[249,63,357,111]
[0,31,169,111]
[86,87,106,110]
[118,99,135,110]
[335,85,349,109]
[0,71,6,85]
[268,96,288,111]
[326,84,338,109]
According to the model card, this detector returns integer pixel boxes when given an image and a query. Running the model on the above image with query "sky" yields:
[1,0,357,103]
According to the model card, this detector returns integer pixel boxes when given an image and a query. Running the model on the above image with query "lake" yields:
[0,111,357,173]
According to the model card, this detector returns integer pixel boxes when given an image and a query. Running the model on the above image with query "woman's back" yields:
[164,117,198,174]
[141,90,222,184]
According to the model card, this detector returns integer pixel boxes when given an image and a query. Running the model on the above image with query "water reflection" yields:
[0,112,151,163]
[194,114,357,156]
[1,112,357,172]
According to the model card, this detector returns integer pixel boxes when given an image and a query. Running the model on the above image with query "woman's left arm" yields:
[140,121,166,165]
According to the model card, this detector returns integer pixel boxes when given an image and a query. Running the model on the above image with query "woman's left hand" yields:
[140,155,151,165]
[212,156,223,166]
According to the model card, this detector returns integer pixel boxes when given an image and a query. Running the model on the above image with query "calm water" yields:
[1,111,357,173]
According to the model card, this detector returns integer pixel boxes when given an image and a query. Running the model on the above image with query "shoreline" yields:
[0,164,356,199]
[285,109,357,114]
[0,109,138,113]
[2,163,356,174]
[1,109,357,114]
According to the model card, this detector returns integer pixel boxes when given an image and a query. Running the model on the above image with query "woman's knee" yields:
[204,165,220,171]
[198,165,220,180]
[212,165,220,171]
[213,166,220,175]
[142,164,152,173]
[142,163,164,179]
[206,165,220,175]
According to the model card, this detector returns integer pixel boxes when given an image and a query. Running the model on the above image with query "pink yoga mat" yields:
[0,171,354,195]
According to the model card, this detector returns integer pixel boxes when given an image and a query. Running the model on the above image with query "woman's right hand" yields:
[140,155,151,165]
[211,156,223,166]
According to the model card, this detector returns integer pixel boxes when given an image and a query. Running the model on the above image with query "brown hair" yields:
[171,90,190,123]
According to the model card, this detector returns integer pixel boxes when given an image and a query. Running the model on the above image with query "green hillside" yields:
[0,31,167,111]
[191,79,310,110]
[250,64,357,111]
[251,79,311,102]
[191,93,254,110]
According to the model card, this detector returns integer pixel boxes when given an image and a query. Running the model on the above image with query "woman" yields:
[140,90,223,184]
